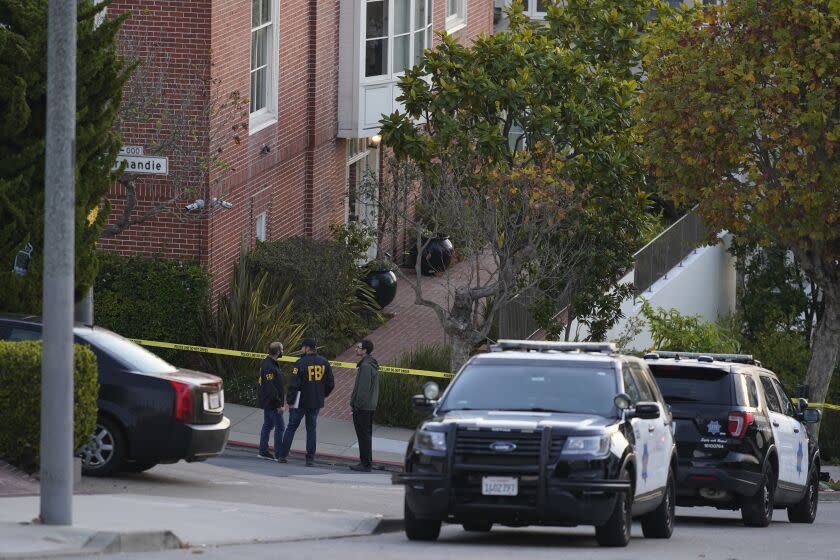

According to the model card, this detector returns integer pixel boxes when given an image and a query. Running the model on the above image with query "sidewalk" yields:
[0,494,386,558]
[225,403,413,467]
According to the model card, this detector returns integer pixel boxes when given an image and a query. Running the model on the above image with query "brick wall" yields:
[102,0,494,300]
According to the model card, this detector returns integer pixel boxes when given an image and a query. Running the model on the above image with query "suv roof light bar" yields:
[492,340,617,354]
[644,351,759,365]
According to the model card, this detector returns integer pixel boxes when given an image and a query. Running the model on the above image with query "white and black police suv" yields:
[645,351,822,527]
[392,341,677,547]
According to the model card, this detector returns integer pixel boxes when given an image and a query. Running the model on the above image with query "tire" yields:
[641,469,675,539]
[741,464,775,527]
[123,460,158,473]
[595,470,632,547]
[787,465,819,524]
[404,497,441,541]
[462,521,492,532]
[78,417,127,477]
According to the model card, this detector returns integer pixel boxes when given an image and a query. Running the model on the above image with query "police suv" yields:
[645,351,822,527]
[393,341,677,547]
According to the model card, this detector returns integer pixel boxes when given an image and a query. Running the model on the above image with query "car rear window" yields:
[77,328,177,374]
[648,365,733,405]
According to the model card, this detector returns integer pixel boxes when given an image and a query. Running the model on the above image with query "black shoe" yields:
[257,452,273,461]
[349,463,372,472]
[276,456,288,463]
[305,460,315,467]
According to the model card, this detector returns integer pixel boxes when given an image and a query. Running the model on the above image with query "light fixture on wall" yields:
[13,243,34,276]
[211,197,234,210]
[260,143,271,154]
[186,199,205,211]
[368,134,382,148]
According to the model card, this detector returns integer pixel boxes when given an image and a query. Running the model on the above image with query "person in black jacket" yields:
[257,342,285,460]
[276,337,334,466]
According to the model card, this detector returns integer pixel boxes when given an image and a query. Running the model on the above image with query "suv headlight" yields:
[563,435,610,457]
[415,429,447,452]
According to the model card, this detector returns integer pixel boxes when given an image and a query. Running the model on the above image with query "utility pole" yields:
[40,0,77,525]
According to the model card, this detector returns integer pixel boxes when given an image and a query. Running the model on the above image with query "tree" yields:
[379,0,651,371]
[0,0,130,312]
[101,30,248,239]
[639,0,840,406]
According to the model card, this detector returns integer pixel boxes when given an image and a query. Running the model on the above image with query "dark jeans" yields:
[278,408,320,461]
[352,409,374,467]
[259,407,285,457]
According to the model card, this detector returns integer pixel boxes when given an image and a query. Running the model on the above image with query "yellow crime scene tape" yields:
[127,338,840,407]
[129,339,454,379]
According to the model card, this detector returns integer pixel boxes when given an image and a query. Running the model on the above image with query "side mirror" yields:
[614,393,632,411]
[803,408,821,424]
[633,402,661,420]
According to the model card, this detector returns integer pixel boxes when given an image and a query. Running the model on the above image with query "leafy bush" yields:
[199,246,304,405]
[640,301,740,353]
[0,341,99,472]
[375,344,452,428]
[249,225,382,358]
[95,253,210,367]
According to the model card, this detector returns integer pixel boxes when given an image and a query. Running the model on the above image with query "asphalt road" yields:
[78,447,840,560]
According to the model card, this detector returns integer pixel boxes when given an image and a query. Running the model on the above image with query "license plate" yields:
[482,476,518,496]
[208,392,221,410]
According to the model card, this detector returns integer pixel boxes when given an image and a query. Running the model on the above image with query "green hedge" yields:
[0,341,99,471]
[375,344,452,428]
[95,253,210,367]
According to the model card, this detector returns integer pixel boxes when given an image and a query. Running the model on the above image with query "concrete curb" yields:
[819,491,840,503]
[0,529,181,560]
[372,517,405,534]
[227,439,404,472]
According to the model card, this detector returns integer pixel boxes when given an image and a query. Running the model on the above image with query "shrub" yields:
[249,225,382,357]
[640,301,740,353]
[375,344,452,428]
[95,253,210,367]
[199,246,304,406]
[0,341,99,472]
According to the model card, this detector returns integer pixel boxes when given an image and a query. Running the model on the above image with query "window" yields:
[446,0,466,31]
[255,212,267,242]
[772,379,797,417]
[438,360,620,417]
[250,0,277,132]
[760,377,783,413]
[365,0,432,79]
[649,365,734,405]
[622,365,642,404]
[81,329,177,375]
[629,363,656,402]
[522,0,548,19]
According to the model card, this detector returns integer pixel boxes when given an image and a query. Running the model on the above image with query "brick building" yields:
[100,0,493,298]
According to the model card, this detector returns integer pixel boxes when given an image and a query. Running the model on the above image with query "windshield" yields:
[439,360,619,417]
[649,365,733,405]
[78,328,177,374]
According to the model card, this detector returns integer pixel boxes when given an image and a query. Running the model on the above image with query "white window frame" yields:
[255,212,267,242]
[362,0,433,84]
[521,0,547,20]
[446,0,467,33]
[249,0,279,134]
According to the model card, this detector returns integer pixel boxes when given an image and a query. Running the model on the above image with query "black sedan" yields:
[0,314,230,476]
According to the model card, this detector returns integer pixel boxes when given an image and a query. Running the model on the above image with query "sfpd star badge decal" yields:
[707,420,722,435]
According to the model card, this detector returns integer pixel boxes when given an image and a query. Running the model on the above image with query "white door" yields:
[634,363,672,490]
[773,379,809,487]
[760,377,797,486]
[623,365,653,496]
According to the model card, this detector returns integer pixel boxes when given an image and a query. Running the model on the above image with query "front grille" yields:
[454,428,567,465]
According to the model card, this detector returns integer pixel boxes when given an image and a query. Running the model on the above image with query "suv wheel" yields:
[78,417,127,477]
[595,470,632,547]
[742,464,775,527]
[404,497,441,541]
[787,465,819,524]
[641,469,675,538]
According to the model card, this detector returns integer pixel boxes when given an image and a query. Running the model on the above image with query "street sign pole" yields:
[41,0,77,526]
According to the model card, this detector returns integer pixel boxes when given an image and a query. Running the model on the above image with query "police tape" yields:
[128,338,454,379]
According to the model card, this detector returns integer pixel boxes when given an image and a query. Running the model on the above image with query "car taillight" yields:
[728,411,753,438]
[169,380,194,422]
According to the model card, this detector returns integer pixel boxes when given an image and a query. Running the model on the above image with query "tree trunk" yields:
[450,335,474,374]
[447,287,480,372]
[804,289,840,408]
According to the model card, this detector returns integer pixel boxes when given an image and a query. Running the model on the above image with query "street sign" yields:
[118,145,144,156]
[113,155,168,175]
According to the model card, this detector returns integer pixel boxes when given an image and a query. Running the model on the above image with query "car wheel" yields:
[404,497,441,541]
[595,469,632,547]
[462,521,492,532]
[641,469,675,538]
[742,464,775,527]
[78,417,126,477]
[787,465,819,524]
[123,460,158,474]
